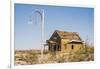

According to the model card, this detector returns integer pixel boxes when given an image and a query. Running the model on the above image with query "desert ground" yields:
[15,45,94,65]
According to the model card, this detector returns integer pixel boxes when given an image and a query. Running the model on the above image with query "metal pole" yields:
[41,9,44,59]
[34,9,44,62]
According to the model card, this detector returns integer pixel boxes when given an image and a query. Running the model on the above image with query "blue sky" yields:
[15,4,94,50]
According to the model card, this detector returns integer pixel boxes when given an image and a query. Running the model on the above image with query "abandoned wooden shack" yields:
[46,30,83,52]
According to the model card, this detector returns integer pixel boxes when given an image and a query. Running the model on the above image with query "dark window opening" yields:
[58,45,61,51]
[53,45,56,51]
[71,45,74,49]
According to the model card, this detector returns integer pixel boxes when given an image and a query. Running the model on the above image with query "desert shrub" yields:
[71,45,94,61]
[23,51,38,64]
[15,45,94,65]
